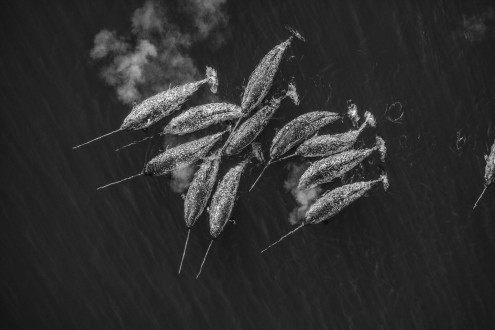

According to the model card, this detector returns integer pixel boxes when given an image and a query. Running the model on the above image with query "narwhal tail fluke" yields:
[178,229,191,274]
[196,240,213,279]
[380,173,390,192]
[205,66,218,94]
[473,186,487,210]
[375,136,387,163]
[356,111,376,137]
[363,111,377,128]
[285,25,306,42]
[249,160,272,192]
[261,223,305,254]
[96,172,143,190]
[73,129,121,149]
[115,134,158,152]
[285,80,299,105]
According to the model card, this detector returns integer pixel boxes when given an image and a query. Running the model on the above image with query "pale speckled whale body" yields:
[298,136,386,190]
[241,29,304,114]
[305,174,389,224]
[224,81,298,156]
[209,159,249,238]
[473,139,495,209]
[144,131,224,176]
[270,111,341,159]
[484,140,495,186]
[164,103,243,135]
[295,111,376,158]
[120,67,218,131]
[184,158,221,228]
[224,101,280,156]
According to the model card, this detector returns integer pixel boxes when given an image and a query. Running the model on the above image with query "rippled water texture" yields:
[1,0,495,328]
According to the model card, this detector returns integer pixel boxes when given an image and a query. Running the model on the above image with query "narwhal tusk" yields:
[473,185,488,210]
[115,134,159,152]
[261,223,305,254]
[249,160,273,192]
[73,129,121,149]
[97,172,143,190]
[178,229,191,274]
[196,240,213,279]
[271,153,296,164]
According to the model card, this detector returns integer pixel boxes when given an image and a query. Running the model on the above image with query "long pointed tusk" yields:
[73,129,121,149]
[178,229,191,274]
[196,240,213,279]
[261,223,305,254]
[97,172,143,190]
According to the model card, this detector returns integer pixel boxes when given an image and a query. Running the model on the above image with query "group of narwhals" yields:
[74,27,495,278]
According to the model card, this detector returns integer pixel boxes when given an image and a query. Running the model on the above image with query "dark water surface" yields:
[2,0,495,328]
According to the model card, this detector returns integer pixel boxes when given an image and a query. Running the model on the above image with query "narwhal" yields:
[73,67,218,149]
[261,173,389,253]
[115,103,241,151]
[473,139,495,209]
[240,27,305,115]
[220,27,305,154]
[298,136,386,191]
[178,153,221,274]
[97,131,225,190]
[277,111,376,162]
[196,155,252,278]
[249,111,341,191]
[224,81,299,156]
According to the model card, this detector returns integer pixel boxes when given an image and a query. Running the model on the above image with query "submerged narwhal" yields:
[178,153,221,274]
[298,136,386,191]
[73,67,218,149]
[278,111,376,161]
[97,131,225,190]
[262,174,389,253]
[224,81,299,156]
[473,139,495,209]
[249,111,341,191]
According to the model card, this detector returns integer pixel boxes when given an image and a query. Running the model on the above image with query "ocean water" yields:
[1,0,495,328]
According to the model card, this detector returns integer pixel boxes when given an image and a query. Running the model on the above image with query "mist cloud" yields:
[90,0,228,104]
[170,165,197,193]
[182,0,228,38]
[284,163,322,225]
[161,135,201,194]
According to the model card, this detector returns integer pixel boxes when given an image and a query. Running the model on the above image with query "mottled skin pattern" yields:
[225,98,283,156]
[209,159,249,238]
[144,132,223,176]
[295,111,375,158]
[184,158,220,228]
[121,67,217,130]
[473,139,495,209]
[163,103,243,135]
[270,111,341,159]
[484,140,495,186]
[225,82,298,156]
[241,29,303,114]
[298,136,386,190]
[305,175,389,224]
